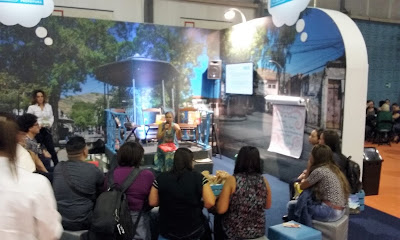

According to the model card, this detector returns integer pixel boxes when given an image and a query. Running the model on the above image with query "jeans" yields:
[287,200,345,222]
[311,202,345,222]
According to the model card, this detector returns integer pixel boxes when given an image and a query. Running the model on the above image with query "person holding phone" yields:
[154,112,182,172]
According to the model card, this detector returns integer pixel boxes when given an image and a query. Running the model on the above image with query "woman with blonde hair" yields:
[287,144,350,224]
[0,113,62,239]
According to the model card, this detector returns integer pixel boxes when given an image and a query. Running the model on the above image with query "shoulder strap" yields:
[120,168,144,193]
[60,162,94,200]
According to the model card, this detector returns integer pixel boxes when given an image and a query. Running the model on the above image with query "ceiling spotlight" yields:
[224,8,247,23]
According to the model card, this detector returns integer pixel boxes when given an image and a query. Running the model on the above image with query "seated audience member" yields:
[52,136,104,231]
[365,100,377,140]
[366,100,378,116]
[286,145,350,226]
[377,100,386,111]
[289,129,323,199]
[149,148,215,240]
[0,113,63,239]
[319,130,347,174]
[216,146,271,240]
[105,142,154,240]
[392,103,400,142]
[17,113,53,171]
[380,103,390,112]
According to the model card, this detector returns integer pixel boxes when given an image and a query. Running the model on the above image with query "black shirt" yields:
[153,170,208,239]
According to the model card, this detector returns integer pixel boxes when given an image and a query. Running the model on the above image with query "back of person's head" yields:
[234,146,262,174]
[0,112,19,175]
[17,113,37,133]
[117,141,144,167]
[66,136,87,157]
[310,144,333,168]
[379,100,385,107]
[322,130,341,153]
[171,148,193,175]
[380,103,390,112]
[316,128,324,139]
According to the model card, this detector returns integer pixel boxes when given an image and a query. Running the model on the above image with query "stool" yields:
[60,230,88,240]
[268,221,322,240]
[312,214,349,240]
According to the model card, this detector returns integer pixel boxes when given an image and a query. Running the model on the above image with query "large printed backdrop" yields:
[0,8,346,181]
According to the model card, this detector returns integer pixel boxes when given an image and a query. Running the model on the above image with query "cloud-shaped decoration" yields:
[268,0,310,27]
[0,0,54,28]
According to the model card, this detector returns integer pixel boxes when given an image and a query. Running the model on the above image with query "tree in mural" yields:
[70,101,97,129]
[0,17,120,142]
[116,24,206,111]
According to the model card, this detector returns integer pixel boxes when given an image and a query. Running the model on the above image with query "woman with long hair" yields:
[149,148,215,240]
[216,146,271,240]
[319,130,347,174]
[0,113,62,239]
[27,89,58,166]
[154,111,182,172]
[287,144,350,223]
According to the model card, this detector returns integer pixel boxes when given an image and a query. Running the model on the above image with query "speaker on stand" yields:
[207,60,222,158]
[207,60,222,80]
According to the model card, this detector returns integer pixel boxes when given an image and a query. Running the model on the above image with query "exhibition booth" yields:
[0,1,367,182]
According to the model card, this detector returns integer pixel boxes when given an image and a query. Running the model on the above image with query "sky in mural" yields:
[73,8,344,97]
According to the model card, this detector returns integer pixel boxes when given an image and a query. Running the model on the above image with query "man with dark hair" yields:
[52,136,104,231]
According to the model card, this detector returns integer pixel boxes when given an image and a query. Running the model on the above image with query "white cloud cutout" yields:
[0,0,54,28]
[268,0,310,27]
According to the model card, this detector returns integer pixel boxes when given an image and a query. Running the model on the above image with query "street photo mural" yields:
[218,8,346,181]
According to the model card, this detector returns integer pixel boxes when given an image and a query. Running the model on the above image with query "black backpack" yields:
[345,156,362,194]
[89,168,143,240]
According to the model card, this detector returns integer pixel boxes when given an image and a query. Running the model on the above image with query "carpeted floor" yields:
[212,155,400,240]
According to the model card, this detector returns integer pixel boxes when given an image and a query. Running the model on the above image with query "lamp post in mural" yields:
[269,60,285,95]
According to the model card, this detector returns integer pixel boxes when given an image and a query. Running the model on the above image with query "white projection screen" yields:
[225,62,253,95]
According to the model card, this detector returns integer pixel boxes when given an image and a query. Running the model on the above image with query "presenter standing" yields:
[27,90,59,166]
[154,112,181,172]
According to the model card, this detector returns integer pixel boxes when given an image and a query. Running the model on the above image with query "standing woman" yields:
[27,90,58,166]
[154,111,182,172]
[216,146,272,240]
[0,113,63,239]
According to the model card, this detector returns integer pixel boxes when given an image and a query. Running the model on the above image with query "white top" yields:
[0,157,63,240]
[27,103,54,128]
[16,144,36,173]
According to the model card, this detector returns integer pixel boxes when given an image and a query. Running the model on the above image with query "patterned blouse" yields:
[223,173,267,239]
[306,166,347,207]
